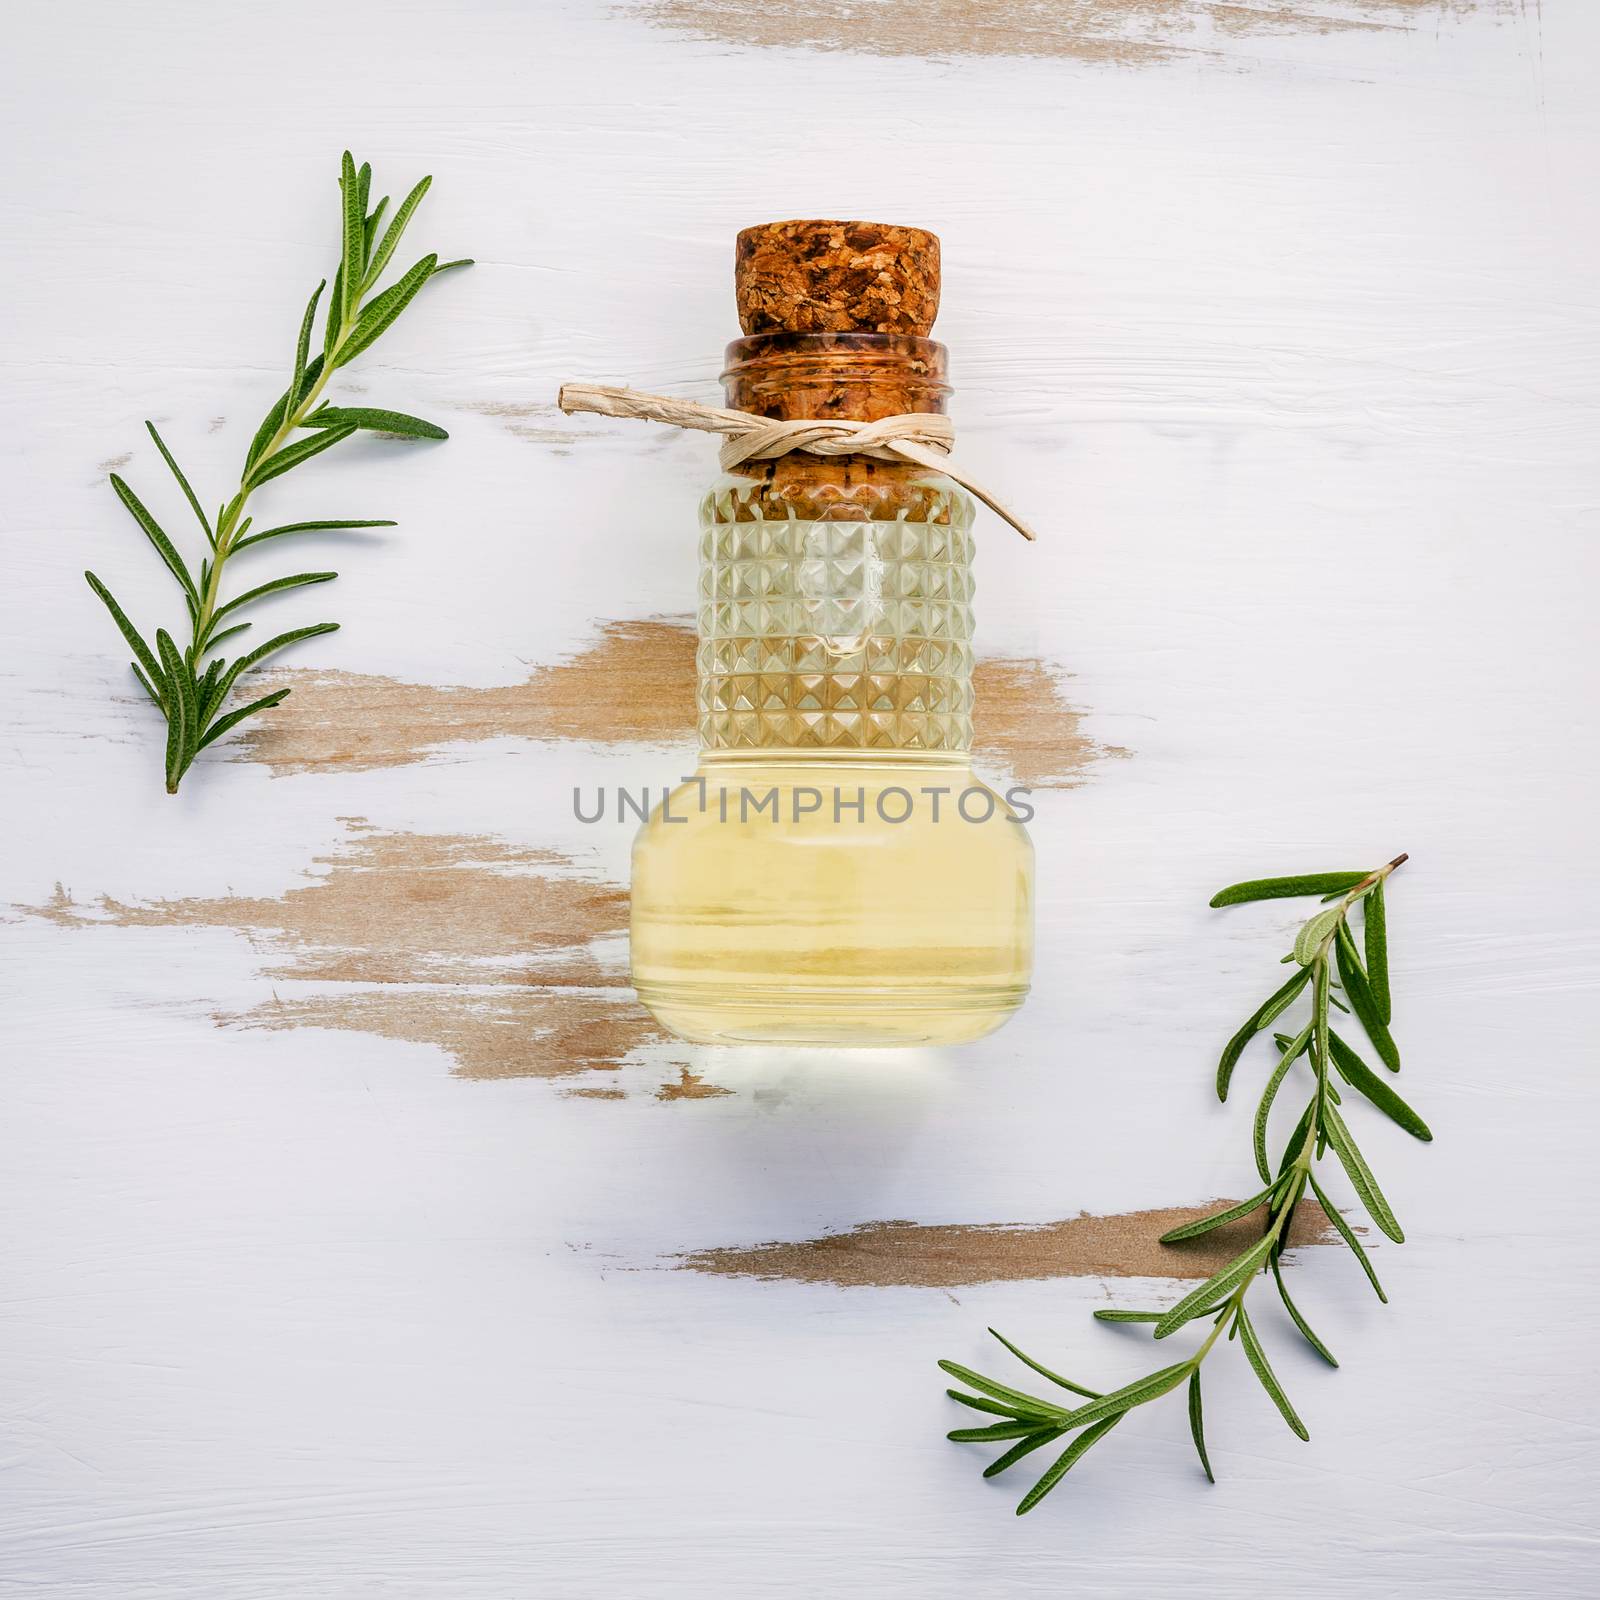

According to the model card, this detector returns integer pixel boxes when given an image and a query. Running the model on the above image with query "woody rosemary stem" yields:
[938,855,1429,1514]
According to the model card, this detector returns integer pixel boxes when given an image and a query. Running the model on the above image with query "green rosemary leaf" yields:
[1311,954,1333,1114]
[305,406,448,440]
[130,662,163,708]
[356,160,371,214]
[155,630,190,790]
[196,656,221,710]
[210,571,337,627]
[364,195,390,257]
[323,261,345,361]
[1209,872,1367,908]
[201,622,251,654]
[1335,919,1364,975]
[1328,1030,1431,1141]
[1160,1183,1279,1243]
[244,363,320,473]
[246,387,289,473]
[334,254,438,368]
[1275,1105,1314,1193]
[208,622,339,710]
[1015,1416,1124,1515]
[163,698,186,789]
[231,517,397,554]
[110,474,196,600]
[363,174,431,292]
[431,257,474,274]
[1217,965,1312,1101]
[1323,1103,1404,1243]
[1256,974,1308,1033]
[144,423,212,542]
[982,1426,1069,1480]
[1271,1257,1337,1367]
[85,572,164,688]
[1293,905,1343,967]
[947,1390,1043,1422]
[196,687,289,750]
[198,662,227,727]
[948,1420,1041,1444]
[1335,928,1400,1071]
[1253,1044,1299,1184]
[1100,1301,1232,1326]
[1365,881,1391,1024]
[1051,1362,1192,1432]
[1281,1018,1314,1067]
[1309,1174,1387,1302]
[290,281,326,426]
[340,152,364,321]
[1155,1238,1272,1339]
[986,1329,1100,1399]
[1187,1371,1215,1483]
[244,421,358,489]
[227,621,337,674]
[937,1361,1069,1420]
[177,660,201,756]
[1236,1305,1309,1440]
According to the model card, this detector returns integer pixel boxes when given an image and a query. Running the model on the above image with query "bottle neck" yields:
[721,330,950,424]
[698,748,974,772]
[700,332,970,759]
[696,473,977,758]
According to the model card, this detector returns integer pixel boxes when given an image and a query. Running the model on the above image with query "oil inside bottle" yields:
[630,469,1033,1045]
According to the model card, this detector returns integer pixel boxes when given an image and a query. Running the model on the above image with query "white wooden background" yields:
[3,2,1596,1595]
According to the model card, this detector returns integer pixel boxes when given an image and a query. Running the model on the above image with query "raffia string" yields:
[556,383,1036,541]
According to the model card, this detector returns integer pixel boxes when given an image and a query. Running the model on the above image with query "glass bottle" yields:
[630,221,1033,1046]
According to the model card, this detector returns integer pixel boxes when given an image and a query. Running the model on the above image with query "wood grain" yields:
[674,1200,1342,1287]
[635,0,1502,66]
[235,620,1125,789]
[28,822,629,986]
[223,987,661,1082]
[26,821,667,1080]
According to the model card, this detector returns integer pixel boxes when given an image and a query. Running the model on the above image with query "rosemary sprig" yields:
[941,854,1427,1514]
[85,152,470,792]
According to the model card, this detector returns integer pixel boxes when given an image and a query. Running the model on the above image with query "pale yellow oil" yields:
[630,752,1033,1046]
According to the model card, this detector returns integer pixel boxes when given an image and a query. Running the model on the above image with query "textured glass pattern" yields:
[696,476,976,751]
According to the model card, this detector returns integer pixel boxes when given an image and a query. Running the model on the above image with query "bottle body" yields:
[629,463,1033,1046]
[631,753,1031,1046]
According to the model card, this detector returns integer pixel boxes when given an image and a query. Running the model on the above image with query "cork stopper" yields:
[735,220,941,336]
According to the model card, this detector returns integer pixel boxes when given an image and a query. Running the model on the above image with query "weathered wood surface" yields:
[2,2,1595,1595]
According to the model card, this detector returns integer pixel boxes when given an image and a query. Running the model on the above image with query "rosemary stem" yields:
[1341,852,1409,905]
[192,320,352,649]
[1194,954,1336,1376]
[1191,1301,1238,1365]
